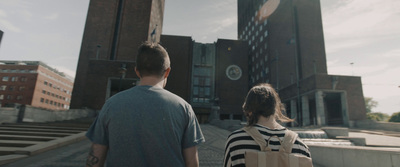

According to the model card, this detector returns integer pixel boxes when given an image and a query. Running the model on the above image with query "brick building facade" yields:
[238,0,366,126]
[0,61,73,110]
[72,0,367,125]
[71,0,165,109]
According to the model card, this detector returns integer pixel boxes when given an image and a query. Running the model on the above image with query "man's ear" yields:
[135,67,141,78]
[164,67,171,78]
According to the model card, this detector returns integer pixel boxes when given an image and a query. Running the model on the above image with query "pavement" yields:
[0,120,400,167]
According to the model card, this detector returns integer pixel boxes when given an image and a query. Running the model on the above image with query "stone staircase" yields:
[0,118,93,165]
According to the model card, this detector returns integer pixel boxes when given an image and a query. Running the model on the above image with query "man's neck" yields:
[138,76,165,88]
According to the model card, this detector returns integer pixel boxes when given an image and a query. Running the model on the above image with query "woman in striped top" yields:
[223,83,311,167]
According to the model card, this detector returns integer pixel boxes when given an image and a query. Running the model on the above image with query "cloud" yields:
[0,19,22,33]
[18,10,33,20]
[0,9,7,17]
[44,13,59,20]
[322,0,400,53]
[210,16,237,33]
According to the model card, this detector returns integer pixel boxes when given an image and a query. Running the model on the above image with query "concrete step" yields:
[0,147,22,156]
[0,124,87,131]
[0,135,57,142]
[0,131,74,138]
[0,140,42,148]
[3,120,93,129]
[0,127,82,134]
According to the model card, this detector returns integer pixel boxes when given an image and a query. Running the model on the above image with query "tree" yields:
[365,97,378,113]
[389,112,400,122]
[367,112,389,122]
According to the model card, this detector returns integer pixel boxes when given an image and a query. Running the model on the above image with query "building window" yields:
[2,76,9,81]
[0,85,6,90]
[8,86,15,91]
[20,77,27,82]
[19,86,25,91]
[47,92,50,95]
[40,98,44,103]
[49,83,52,87]
[16,95,22,100]
[6,95,12,100]
[44,81,48,85]
[11,77,18,82]
[50,101,53,105]
[42,90,46,94]
[264,31,268,37]
[193,87,199,95]
[0,95,3,100]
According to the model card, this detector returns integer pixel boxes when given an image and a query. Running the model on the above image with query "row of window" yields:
[38,70,73,89]
[44,81,71,95]
[0,69,36,73]
[0,85,26,91]
[40,98,69,109]
[2,76,28,82]
[192,97,211,103]
[42,90,69,102]
[0,94,23,100]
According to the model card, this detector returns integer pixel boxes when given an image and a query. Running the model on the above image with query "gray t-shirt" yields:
[86,85,205,167]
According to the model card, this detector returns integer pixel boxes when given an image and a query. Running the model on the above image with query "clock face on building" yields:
[226,65,242,80]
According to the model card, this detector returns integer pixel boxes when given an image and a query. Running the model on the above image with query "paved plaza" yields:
[1,124,231,167]
[2,123,400,167]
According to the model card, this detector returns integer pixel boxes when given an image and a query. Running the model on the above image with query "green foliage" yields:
[389,112,400,122]
[367,112,389,122]
[365,97,378,113]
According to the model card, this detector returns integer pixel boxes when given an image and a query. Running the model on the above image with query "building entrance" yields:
[325,93,344,125]
[107,78,138,98]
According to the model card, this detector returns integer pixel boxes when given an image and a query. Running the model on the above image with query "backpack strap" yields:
[281,130,298,153]
[243,127,269,151]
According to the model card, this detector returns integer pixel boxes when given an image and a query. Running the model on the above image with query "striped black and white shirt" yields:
[223,124,311,167]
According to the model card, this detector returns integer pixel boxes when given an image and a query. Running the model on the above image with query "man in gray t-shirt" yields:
[85,42,205,167]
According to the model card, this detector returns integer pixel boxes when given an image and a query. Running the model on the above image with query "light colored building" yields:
[0,61,73,110]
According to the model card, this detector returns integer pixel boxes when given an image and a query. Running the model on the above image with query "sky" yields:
[0,0,399,115]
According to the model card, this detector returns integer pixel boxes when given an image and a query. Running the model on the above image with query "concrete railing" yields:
[309,144,400,167]
[0,108,19,124]
[0,105,96,124]
[351,120,400,132]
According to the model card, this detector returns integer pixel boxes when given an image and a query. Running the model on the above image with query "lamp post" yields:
[350,62,354,76]
[290,0,302,126]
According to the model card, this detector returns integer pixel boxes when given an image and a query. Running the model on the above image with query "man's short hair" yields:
[136,42,170,77]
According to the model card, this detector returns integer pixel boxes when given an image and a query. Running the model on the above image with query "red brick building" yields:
[0,61,73,110]
[238,0,367,126]
[71,0,165,109]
